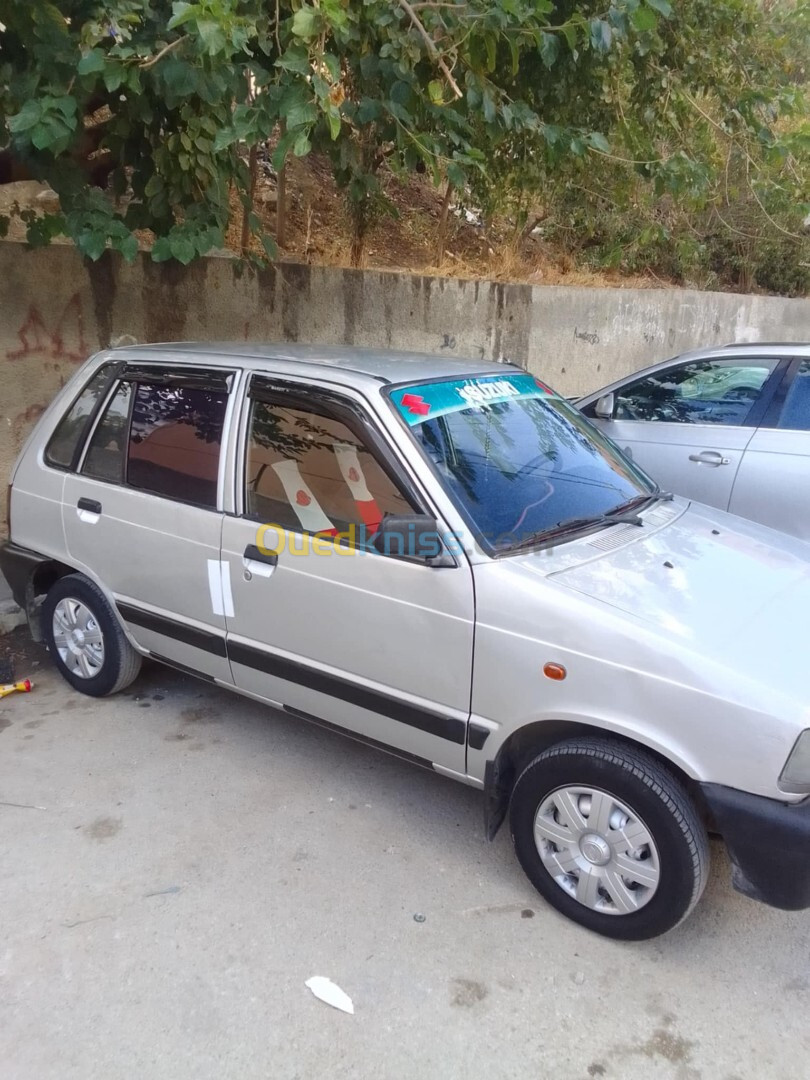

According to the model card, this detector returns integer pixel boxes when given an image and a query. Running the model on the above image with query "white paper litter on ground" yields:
[305,976,355,1014]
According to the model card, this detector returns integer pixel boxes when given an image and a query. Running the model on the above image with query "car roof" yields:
[107,341,521,386]
[577,341,809,404]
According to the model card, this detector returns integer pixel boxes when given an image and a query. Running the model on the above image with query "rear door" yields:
[62,363,238,681]
[729,357,810,540]
[586,356,784,509]
[219,375,475,773]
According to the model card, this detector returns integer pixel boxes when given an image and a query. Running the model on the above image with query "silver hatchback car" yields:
[577,343,810,541]
[3,343,810,940]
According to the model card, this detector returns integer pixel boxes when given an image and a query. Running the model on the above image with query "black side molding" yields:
[283,705,434,771]
[117,602,228,658]
[468,723,491,751]
[229,640,466,744]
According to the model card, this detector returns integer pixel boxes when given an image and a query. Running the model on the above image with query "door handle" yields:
[243,544,278,578]
[78,497,102,513]
[244,544,278,567]
[688,451,730,467]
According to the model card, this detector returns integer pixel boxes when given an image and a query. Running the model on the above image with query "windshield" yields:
[389,373,654,554]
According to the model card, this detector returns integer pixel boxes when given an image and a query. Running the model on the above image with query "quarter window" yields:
[778,361,810,432]
[45,366,112,469]
[245,398,413,536]
[127,383,228,508]
[615,359,778,426]
[82,381,132,483]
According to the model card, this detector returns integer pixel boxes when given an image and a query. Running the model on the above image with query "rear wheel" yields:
[42,574,141,697]
[509,737,709,940]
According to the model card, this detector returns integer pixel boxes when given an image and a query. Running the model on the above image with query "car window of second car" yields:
[615,358,778,425]
[777,360,810,431]
[244,397,413,540]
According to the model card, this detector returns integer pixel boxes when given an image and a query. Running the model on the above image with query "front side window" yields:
[45,366,112,469]
[778,360,810,431]
[615,358,777,425]
[245,397,413,537]
[127,383,228,508]
[389,373,652,553]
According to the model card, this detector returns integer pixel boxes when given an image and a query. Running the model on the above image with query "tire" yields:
[509,737,709,940]
[42,573,142,697]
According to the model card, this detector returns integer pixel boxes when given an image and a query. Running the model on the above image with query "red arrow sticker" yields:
[400,393,431,416]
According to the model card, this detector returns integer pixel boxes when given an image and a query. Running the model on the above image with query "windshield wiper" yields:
[506,490,674,554]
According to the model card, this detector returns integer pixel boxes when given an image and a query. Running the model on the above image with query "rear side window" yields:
[45,367,111,469]
[778,360,810,431]
[127,383,228,508]
[82,382,133,483]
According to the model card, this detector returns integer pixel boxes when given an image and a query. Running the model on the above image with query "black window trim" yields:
[241,374,431,544]
[76,375,134,482]
[606,355,790,429]
[758,356,808,431]
[44,361,124,473]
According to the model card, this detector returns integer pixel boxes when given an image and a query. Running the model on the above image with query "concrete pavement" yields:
[1,628,808,1079]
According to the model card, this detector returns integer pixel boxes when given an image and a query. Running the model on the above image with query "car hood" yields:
[544,501,810,704]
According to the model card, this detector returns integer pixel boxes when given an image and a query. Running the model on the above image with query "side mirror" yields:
[372,514,455,566]
[594,392,615,420]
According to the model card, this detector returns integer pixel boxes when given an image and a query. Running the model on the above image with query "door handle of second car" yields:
[688,451,730,467]
[243,543,278,578]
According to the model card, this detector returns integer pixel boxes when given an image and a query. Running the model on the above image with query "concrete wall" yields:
[1,240,808,531]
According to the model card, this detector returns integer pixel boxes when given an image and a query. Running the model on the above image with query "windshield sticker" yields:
[391,374,554,426]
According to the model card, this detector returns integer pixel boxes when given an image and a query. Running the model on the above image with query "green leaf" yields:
[168,2,196,30]
[117,234,139,261]
[169,233,196,263]
[327,106,341,141]
[589,18,612,53]
[276,46,312,75]
[631,6,658,32]
[587,131,610,153]
[485,35,496,73]
[7,100,42,134]
[427,80,443,105]
[261,234,278,259]
[646,0,672,15]
[103,65,125,92]
[151,236,172,261]
[291,6,323,40]
[196,20,226,56]
[76,231,107,261]
[539,32,560,69]
[77,49,107,75]
[293,131,311,157]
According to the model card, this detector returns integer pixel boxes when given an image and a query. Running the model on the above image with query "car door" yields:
[219,375,474,773]
[62,363,238,682]
[585,356,784,510]
[729,358,810,540]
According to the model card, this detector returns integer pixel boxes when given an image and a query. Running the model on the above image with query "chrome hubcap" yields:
[52,598,105,679]
[534,786,660,916]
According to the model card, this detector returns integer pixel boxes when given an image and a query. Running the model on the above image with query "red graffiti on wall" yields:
[6,293,88,364]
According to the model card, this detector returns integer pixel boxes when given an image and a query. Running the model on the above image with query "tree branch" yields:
[396,0,463,99]
[139,37,185,69]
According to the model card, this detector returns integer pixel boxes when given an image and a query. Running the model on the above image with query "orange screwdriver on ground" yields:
[0,679,33,699]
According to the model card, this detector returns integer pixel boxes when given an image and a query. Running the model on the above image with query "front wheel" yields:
[510,737,709,940]
[42,573,142,697]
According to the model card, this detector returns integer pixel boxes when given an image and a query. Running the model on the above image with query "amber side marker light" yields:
[543,663,567,681]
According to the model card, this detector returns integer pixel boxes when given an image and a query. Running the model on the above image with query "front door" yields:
[62,365,236,682]
[591,356,782,510]
[220,377,474,772]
